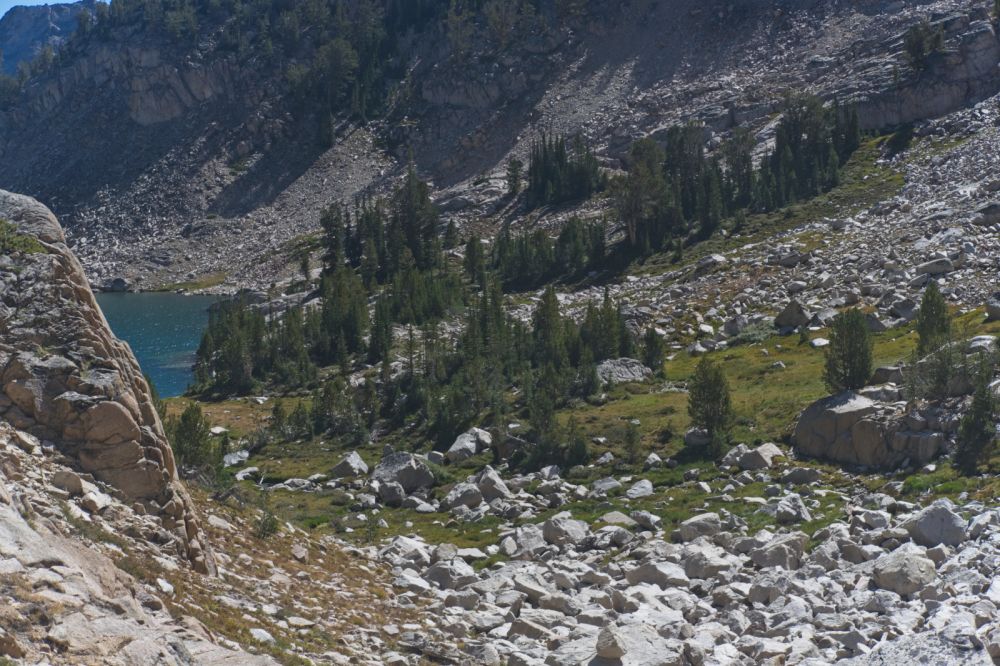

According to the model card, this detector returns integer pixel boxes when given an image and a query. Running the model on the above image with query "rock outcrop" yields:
[378,488,1000,664]
[793,391,944,470]
[0,191,213,573]
[0,1,94,75]
[855,10,1000,130]
[0,423,275,665]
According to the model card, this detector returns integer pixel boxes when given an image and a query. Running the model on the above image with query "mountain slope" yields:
[0,0,993,291]
[0,1,92,75]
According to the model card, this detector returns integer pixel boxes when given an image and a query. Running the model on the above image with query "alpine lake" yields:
[95,292,220,398]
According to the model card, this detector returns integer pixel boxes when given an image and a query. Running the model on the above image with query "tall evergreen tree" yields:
[687,357,733,456]
[823,309,873,393]
[955,370,997,475]
[916,281,951,357]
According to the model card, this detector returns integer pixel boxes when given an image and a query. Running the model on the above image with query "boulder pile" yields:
[381,493,1000,665]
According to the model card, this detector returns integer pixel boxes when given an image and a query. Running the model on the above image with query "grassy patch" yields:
[0,219,45,254]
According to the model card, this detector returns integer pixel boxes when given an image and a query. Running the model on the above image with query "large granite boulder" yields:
[372,452,435,493]
[596,358,653,385]
[0,191,214,574]
[872,543,937,597]
[793,392,942,469]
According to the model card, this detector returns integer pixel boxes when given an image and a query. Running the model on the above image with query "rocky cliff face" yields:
[0,190,213,574]
[0,1,92,75]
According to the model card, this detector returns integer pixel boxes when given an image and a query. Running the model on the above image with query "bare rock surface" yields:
[0,190,213,573]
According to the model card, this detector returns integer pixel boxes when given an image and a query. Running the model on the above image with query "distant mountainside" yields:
[0,0,92,75]
[0,0,988,293]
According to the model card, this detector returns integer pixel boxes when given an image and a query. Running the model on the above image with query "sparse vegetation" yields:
[904,20,944,70]
[0,220,44,254]
[254,492,280,540]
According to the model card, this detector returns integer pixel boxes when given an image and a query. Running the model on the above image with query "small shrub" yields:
[623,421,641,464]
[886,124,914,157]
[731,321,773,346]
[254,493,279,540]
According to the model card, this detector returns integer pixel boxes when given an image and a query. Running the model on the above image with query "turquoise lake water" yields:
[96,292,220,398]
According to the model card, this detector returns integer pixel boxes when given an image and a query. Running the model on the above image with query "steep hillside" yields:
[0,0,994,291]
[0,191,420,664]
[0,1,92,75]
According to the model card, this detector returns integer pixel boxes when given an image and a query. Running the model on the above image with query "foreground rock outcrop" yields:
[0,191,213,573]
[378,481,1000,665]
[0,421,277,664]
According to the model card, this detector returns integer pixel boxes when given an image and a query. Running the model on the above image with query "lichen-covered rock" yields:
[0,191,214,574]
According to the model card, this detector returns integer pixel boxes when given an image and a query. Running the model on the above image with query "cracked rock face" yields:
[0,190,214,574]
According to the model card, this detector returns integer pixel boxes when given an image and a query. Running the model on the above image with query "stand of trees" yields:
[614,94,861,258]
[191,163,636,471]
[526,134,606,209]
[194,164,459,394]
[491,217,606,290]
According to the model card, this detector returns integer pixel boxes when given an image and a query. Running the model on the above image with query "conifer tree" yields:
[533,286,569,370]
[955,370,997,475]
[507,157,523,196]
[823,309,873,393]
[368,295,393,364]
[642,327,666,374]
[916,281,951,357]
[464,236,486,286]
[169,402,212,469]
[687,357,733,456]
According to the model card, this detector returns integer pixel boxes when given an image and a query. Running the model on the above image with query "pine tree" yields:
[170,402,212,469]
[464,236,486,286]
[533,286,569,370]
[823,309,873,393]
[955,370,997,475]
[507,157,523,196]
[642,327,666,374]
[368,295,393,364]
[320,204,347,271]
[687,357,733,456]
[916,281,951,357]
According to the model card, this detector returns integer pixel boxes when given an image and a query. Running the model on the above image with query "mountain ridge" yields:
[0,0,93,75]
